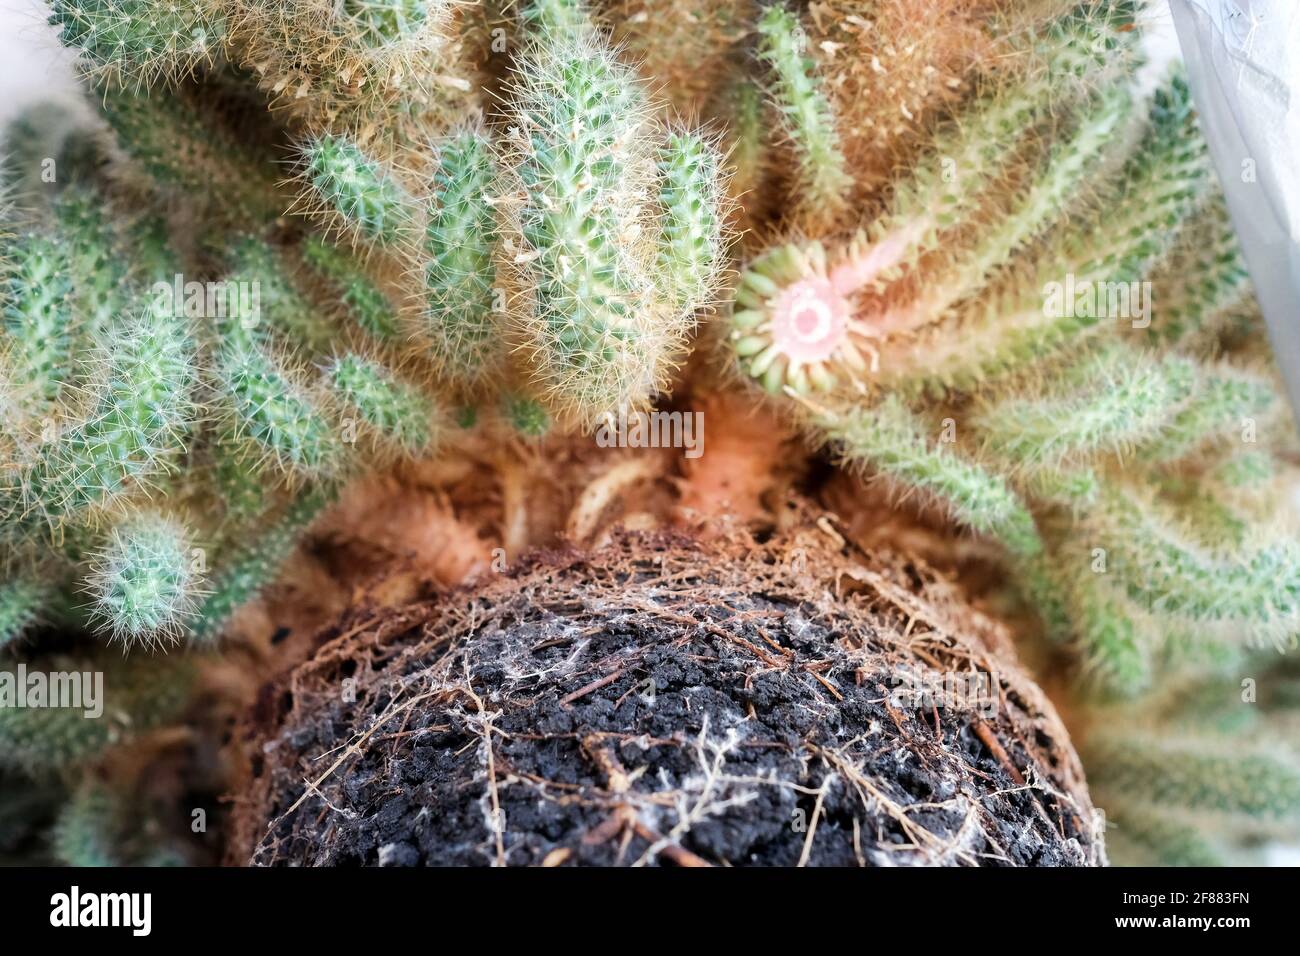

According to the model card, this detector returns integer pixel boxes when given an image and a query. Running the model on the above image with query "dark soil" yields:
[231,516,1103,866]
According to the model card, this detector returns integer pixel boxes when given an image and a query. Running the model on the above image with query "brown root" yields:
[228,507,1102,866]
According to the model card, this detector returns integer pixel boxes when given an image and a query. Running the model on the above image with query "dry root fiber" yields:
[229,513,1103,866]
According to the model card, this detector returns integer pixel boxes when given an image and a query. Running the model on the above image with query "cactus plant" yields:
[721,30,1297,701]
[84,512,202,647]
[0,0,1294,870]
[714,0,1300,864]
[301,133,416,246]
[290,0,731,424]
[48,0,227,87]
[420,129,502,388]
[755,3,852,231]
[0,578,50,651]
[2,0,729,671]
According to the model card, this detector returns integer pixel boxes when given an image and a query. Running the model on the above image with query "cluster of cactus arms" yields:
[297,0,731,421]
[730,7,1286,685]
[1083,664,1300,866]
[721,0,1300,862]
[0,0,729,861]
[0,0,1296,865]
[1,0,730,656]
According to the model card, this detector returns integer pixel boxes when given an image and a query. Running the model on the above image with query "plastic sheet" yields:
[1170,0,1300,420]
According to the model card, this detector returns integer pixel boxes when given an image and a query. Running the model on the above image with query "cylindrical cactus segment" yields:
[54,188,128,349]
[1087,735,1300,825]
[1072,74,1209,280]
[507,28,673,422]
[972,349,1196,472]
[0,576,51,650]
[85,512,202,647]
[328,353,438,456]
[1147,199,1251,347]
[1066,562,1153,695]
[191,484,335,642]
[209,429,270,525]
[301,237,401,341]
[7,294,197,534]
[1138,370,1275,465]
[819,394,1042,558]
[342,0,437,47]
[229,236,334,354]
[48,0,227,86]
[755,4,851,229]
[656,130,727,314]
[51,781,122,867]
[215,343,338,478]
[1083,485,1300,639]
[422,130,501,387]
[302,134,414,246]
[725,79,764,212]
[2,232,74,409]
